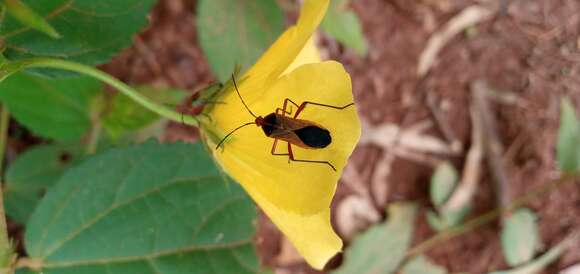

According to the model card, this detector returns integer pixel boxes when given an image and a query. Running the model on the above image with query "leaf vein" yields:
[42,174,218,258]
[39,240,253,268]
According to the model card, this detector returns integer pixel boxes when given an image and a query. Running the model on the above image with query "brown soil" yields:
[100,0,580,273]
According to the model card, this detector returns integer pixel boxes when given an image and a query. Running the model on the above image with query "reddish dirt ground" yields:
[99,0,580,273]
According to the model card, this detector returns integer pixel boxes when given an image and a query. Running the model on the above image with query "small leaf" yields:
[490,233,575,274]
[197,0,284,81]
[426,210,446,231]
[321,0,368,56]
[332,203,417,274]
[501,208,539,267]
[4,144,81,224]
[4,0,60,38]
[102,86,186,140]
[1,0,155,68]
[430,162,459,207]
[0,72,101,140]
[557,97,580,173]
[426,203,471,231]
[401,256,448,274]
[24,141,259,274]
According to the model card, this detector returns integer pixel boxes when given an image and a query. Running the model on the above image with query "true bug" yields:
[215,75,354,171]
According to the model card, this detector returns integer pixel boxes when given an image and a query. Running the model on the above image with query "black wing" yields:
[294,126,331,148]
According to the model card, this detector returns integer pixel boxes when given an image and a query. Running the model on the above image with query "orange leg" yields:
[269,140,336,171]
[276,98,300,116]
[293,101,354,118]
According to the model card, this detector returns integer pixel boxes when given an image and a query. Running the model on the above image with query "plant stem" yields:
[1,58,200,127]
[406,173,578,257]
[85,120,101,155]
[0,106,13,274]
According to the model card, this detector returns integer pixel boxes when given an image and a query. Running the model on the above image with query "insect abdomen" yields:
[294,126,331,148]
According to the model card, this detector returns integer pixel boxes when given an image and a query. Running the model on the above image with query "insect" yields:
[215,75,354,171]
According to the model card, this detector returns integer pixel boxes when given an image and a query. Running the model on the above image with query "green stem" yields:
[85,119,101,155]
[1,58,199,127]
[0,106,13,273]
[405,173,578,257]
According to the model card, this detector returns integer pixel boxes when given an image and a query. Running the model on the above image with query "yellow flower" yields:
[201,0,361,269]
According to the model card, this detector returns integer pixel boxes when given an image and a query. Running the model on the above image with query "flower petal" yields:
[204,0,328,130]
[248,186,342,270]
[283,35,322,75]
[244,0,329,88]
[211,61,361,215]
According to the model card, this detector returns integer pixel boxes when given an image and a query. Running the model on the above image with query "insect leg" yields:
[270,139,288,156]
[270,139,293,163]
[287,144,337,171]
[293,101,354,118]
[275,107,290,116]
[276,98,300,116]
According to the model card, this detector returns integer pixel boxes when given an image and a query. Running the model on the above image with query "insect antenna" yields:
[231,74,258,119]
[215,75,262,150]
[215,122,256,149]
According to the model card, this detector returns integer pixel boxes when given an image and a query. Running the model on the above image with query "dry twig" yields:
[417,5,495,77]
[472,80,511,218]
[442,105,484,212]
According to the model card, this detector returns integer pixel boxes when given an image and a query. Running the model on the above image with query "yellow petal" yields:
[247,185,342,270]
[283,35,322,75]
[210,61,361,215]
[205,0,328,127]
[244,0,329,89]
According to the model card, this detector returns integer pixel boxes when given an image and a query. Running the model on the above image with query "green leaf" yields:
[0,0,155,67]
[557,97,580,173]
[0,72,101,140]
[333,203,417,274]
[4,144,81,224]
[401,256,447,274]
[501,209,539,267]
[430,162,458,207]
[426,203,471,232]
[24,141,259,274]
[489,233,575,274]
[197,0,284,81]
[4,0,60,39]
[321,0,368,56]
[102,87,186,141]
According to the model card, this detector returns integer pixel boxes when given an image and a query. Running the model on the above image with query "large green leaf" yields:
[0,72,101,140]
[23,141,259,274]
[557,97,580,173]
[332,203,417,274]
[4,144,81,224]
[0,0,155,66]
[321,0,368,56]
[197,0,284,81]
